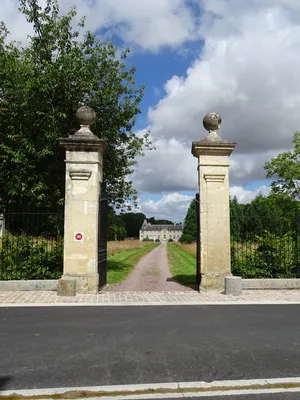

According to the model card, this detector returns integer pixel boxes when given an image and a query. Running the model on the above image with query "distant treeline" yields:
[108,213,174,240]
[230,194,299,240]
[180,193,299,244]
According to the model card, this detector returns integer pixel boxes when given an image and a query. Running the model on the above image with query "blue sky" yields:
[129,43,202,131]
[115,40,204,212]
[127,41,207,212]
[3,0,299,221]
[90,0,296,221]
[127,48,273,209]
[116,36,273,217]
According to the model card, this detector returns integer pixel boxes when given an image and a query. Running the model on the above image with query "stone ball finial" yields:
[76,106,96,127]
[203,112,222,132]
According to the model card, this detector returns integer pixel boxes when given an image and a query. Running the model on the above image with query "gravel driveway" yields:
[105,244,193,292]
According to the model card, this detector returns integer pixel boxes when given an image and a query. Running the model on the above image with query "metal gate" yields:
[195,193,201,286]
[98,186,108,290]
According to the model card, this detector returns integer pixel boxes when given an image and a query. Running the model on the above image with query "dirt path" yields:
[105,244,193,292]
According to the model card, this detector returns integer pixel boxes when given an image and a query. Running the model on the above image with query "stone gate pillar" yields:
[192,113,236,292]
[58,106,107,295]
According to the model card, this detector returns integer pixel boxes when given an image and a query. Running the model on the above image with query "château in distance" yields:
[139,220,183,243]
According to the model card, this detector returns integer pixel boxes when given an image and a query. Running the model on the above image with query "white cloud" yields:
[134,0,300,194]
[230,185,270,204]
[3,0,299,210]
[1,0,38,44]
[133,137,198,194]
[136,186,270,221]
[133,133,280,194]
[148,7,300,150]
[139,192,193,221]
[1,0,201,51]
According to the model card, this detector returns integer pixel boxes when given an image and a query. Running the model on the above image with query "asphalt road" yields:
[1,305,300,391]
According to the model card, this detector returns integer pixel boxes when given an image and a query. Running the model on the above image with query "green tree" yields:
[230,194,297,241]
[244,194,297,238]
[0,0,152,210]
[265,132,300,201]
[230,196,244,240]
[180,198,197,243]
[232,231,296,279]
[120,212,146,237]
[107,213,127,241]
[243,195,279,238]
[147,217,173,225]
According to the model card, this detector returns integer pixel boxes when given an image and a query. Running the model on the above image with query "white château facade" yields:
[139,220,183,243]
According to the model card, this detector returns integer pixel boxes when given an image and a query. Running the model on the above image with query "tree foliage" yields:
[106,213,177,241]
[147,217,173,225]
[0,234,63,280]
[230,194,300,278]
[180,198,197,243]
[120,212,146,238]
[181,193,298,244]
[0,0,152,210]
[265,132,300,201]
[230,193,298,240]
[107,212,127,241]
[231,231,296,278]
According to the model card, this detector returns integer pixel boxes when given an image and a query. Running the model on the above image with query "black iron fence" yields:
[0,209,64,280]
[231,209,300,278]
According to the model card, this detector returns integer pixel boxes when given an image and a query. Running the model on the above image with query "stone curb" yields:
[1,300,300,307]
[243,278,300,290]
[1,278,300,292]
[1,377,300,399]
[0,280,58,291]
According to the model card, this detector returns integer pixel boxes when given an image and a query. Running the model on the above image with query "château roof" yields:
[140,221,183,232]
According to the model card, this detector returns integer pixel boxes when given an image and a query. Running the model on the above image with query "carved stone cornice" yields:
[58,136,107,153]
[69,170,92,181]
[192,141,236,157]
[204,174,225,183]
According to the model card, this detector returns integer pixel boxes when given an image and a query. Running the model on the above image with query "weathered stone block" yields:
[200,273,230,293]
[57,278,76,296]
[225,276,242,296]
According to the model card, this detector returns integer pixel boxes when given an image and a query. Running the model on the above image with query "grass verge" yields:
[107,243,158,284]
[167,243,197,287]
[108,239,157,256]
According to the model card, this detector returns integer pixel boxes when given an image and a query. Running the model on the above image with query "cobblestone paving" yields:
[1,290,300,305]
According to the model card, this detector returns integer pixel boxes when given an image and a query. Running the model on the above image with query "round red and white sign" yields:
[74,232,84,241]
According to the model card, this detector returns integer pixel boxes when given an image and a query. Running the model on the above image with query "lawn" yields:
[107,241,158,284]
[167,243,197,287]
[107,239,156,256]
